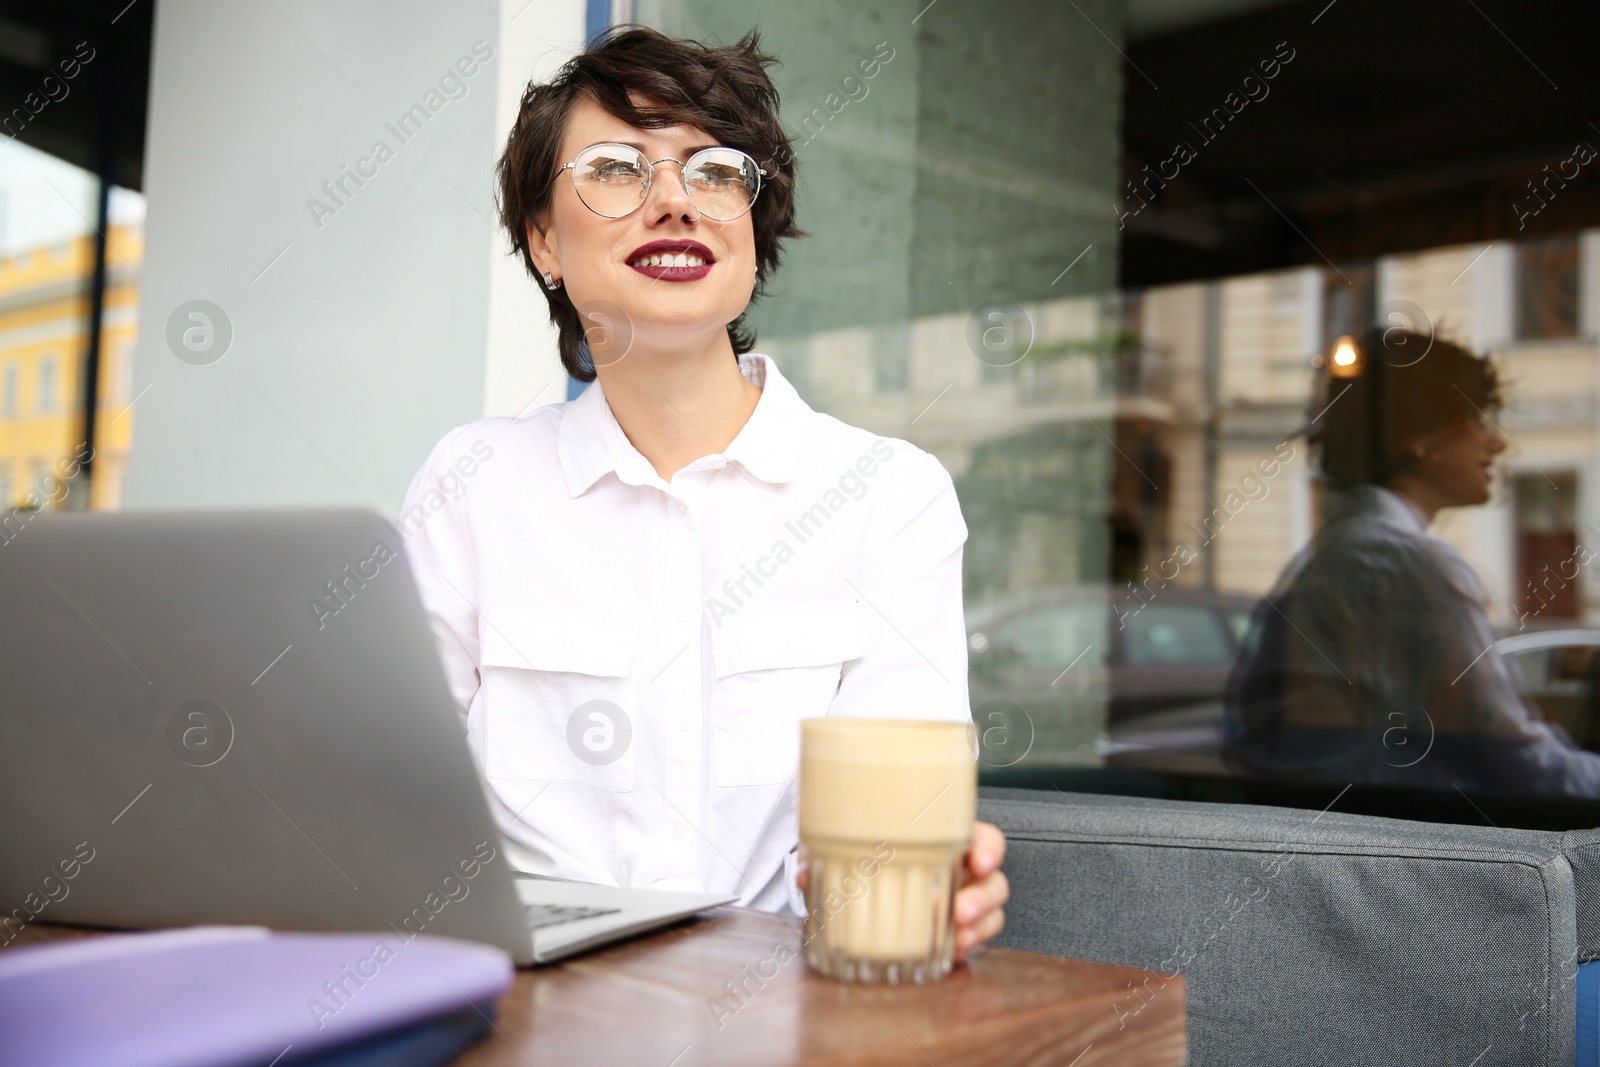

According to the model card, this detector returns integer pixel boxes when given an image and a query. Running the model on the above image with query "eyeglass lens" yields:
[569,143,761,221]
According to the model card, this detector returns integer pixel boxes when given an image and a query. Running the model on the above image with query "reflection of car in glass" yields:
[1045,619,1600,777]
[966,586,1255,769]
[1497,627,1600,750]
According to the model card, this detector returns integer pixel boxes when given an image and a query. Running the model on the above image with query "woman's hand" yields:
[954,820,1008,960]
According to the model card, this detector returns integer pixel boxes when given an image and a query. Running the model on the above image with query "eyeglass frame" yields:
[558,141,770,222]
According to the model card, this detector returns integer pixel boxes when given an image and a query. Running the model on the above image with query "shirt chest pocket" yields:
[710,599,865,788]
[479,609,638,792]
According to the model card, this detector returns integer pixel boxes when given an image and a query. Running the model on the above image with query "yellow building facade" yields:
[0,222,141,512]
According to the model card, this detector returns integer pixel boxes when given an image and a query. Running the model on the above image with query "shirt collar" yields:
[558,352,814,498]
[1335,485,1430,535]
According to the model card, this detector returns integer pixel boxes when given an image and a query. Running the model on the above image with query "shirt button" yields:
[673,821,689,839]
[677,717,690,731]
[675,501,688,515]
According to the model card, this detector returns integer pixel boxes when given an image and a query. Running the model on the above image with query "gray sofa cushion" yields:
[980,786,1582,1067]
[1562,828,1600,963]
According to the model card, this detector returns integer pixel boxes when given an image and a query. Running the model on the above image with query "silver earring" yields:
[543,270,561,291]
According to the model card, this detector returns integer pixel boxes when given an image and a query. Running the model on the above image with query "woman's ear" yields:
[1394,433,1428,460]
[1400,422,1458,463]
[525,218,560,281]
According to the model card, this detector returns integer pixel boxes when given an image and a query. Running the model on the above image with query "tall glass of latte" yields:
[799,718,977,983]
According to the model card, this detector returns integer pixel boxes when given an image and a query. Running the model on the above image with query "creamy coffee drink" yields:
[799,718,977,983]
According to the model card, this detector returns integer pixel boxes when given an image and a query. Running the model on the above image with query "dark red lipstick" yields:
[626,239,715,281]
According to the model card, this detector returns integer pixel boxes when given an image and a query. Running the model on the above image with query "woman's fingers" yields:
[955,888,1008,959]
[957,867,1010,923]
[950,823,1010,959]
[953,866,1009,959]
[966,821,1007,879]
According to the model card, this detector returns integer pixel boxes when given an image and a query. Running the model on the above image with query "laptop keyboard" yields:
[523,903,622,931]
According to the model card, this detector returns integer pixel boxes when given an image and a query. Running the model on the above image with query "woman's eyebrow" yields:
[608,139,722,157]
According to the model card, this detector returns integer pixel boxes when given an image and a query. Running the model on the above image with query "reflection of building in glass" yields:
[1180,231,1600,627]
[768,228,1600,634]
[0,222,141,510]
[1196,234,1600,626]
[756,231,1600,774]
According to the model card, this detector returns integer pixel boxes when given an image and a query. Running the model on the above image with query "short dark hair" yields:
[1313,327,1503,490]
[494,26,804,382]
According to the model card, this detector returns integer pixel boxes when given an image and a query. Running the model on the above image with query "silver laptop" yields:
[0,509,733,966]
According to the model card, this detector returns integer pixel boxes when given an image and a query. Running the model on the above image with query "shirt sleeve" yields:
[1232,523,1600,798]
[830,444,972,723]
[396,427,483,721]
[1430,547,1600,797]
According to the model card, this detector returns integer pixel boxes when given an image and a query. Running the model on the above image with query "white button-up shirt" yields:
[398,353,971,910]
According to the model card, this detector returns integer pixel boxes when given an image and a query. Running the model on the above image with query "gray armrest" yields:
[980,786,1581,1067]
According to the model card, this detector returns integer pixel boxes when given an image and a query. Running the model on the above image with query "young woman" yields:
[1223,328,1600,796]
[400,27,1008,957]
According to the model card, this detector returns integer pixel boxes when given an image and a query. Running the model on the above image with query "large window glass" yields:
[640,0,1600,828]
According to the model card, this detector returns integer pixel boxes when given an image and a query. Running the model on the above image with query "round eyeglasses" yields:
[560,142,766,222]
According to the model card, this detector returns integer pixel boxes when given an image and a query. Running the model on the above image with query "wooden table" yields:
[19,909,1185,1066]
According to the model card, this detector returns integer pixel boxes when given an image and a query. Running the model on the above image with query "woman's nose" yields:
[645,162,698,222]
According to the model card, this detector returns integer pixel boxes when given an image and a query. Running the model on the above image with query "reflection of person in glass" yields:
[1222,328,1600,796]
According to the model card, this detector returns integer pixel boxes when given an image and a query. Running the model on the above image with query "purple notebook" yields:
[0,925,513,1067]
